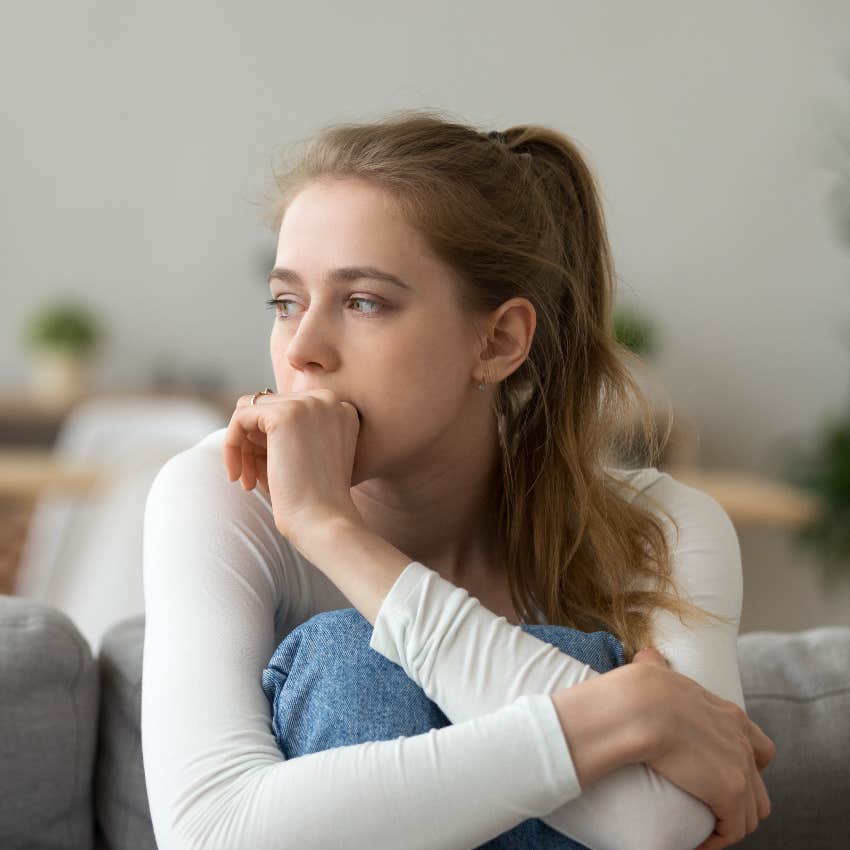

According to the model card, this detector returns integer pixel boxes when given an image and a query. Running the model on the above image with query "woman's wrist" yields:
[550,664,657,788]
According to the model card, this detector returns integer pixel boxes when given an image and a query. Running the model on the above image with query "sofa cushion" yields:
[736,626,850,849]
[94,614,155,850]
[0,594,98,850]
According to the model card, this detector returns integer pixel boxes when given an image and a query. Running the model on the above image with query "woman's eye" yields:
[264,297,384,319]
[264,298,296,318]
[348,296,381,315]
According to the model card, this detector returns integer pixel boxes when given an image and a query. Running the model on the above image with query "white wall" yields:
[2,0,849,629]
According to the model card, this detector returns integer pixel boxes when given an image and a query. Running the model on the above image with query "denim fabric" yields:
[262,608,626,850]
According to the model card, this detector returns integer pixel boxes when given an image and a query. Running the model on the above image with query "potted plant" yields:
[21,299,103,407]
[614,301,657,358]
[776,62,850,588]
[779,412,850,590]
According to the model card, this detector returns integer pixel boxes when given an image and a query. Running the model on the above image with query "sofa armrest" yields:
[0,594,99,850]
[736,626,850,849]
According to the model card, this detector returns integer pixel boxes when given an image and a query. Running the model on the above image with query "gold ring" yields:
[250,387,274,406]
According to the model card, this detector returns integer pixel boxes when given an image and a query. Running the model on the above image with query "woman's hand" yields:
[221,388,364,546]
[630,647,775,850]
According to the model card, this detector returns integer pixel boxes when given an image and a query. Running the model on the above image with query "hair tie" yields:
[486,130,532,162]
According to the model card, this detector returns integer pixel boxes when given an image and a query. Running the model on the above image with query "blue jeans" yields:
[262,607,626,850]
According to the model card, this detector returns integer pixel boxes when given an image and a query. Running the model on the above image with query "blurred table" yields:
[0,386,239,497]
[663,466,824,528]
[0,386,826,599]
[0,386,240,594]
[0,386,239,447]
[0,446,825,528]
[0,449,107,500]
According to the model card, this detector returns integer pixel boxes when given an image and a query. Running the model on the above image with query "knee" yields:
[520,624,626,672]
[263,607,449,757]
[269,607,382,678]
[296,607,374,656]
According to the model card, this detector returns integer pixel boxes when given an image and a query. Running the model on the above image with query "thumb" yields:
[632,647,671,667]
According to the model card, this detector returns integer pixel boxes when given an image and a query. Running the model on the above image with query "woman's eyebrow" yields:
[267,265,412,291]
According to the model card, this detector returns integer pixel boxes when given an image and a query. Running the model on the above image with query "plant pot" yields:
[29,348,90,408]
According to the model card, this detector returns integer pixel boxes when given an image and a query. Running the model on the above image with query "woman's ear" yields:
[478,297,537,383]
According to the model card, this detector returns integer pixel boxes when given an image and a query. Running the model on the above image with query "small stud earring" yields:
[477,380,486,391]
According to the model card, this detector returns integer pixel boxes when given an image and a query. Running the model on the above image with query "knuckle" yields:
[731,769,748,795]
[297,395,321,411]
[736,729,752,752]
[731,703,748,724]
[277,404,299,424]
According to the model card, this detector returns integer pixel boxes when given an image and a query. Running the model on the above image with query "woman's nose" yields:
[284,309,339,372]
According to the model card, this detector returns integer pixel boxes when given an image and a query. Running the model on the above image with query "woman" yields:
[141,109,775,850]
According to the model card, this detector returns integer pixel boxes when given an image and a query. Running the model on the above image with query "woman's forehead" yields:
[275,182,454,295]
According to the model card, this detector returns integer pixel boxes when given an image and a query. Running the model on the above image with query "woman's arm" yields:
[141,434,595,850]
[366,474,743,850]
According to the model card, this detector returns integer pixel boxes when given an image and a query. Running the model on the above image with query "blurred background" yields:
[1,0,848,656]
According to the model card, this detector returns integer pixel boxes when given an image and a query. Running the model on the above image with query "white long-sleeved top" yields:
[142,426,744,850]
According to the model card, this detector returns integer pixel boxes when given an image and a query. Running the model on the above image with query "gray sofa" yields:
[1,596,848,850]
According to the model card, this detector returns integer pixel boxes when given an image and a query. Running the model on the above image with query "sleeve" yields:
[368,473,745,850]
[140,434,583,850]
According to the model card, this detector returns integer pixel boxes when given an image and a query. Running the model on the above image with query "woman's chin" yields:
[350,452,383,488]
[349,453,367,488]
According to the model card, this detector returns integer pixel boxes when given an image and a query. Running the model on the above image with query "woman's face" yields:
[269,177,488,488]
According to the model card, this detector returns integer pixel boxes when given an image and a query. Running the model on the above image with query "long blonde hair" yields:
[261,108,732,661]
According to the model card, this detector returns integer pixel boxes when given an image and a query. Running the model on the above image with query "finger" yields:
[694,830,727,850]
[339,400,361,424]
[632,647,669,667]
[753,766,771,820]
[747,720,776,770]
[744,762,759,835]
[241,442,257,490]
[223,403,273,483]
[707,818,740,850]
[694,823,735,850]
[257,466,270,494]
[253,451,269,494]
[223,417,245,483]
[709,785,746,850]
[222,438,242,483]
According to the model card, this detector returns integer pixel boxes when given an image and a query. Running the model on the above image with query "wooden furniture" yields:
[0,449,107,500]
[0,448,824,527]
[610,401,825,528]
[0,386,826,598]
[662,466,823,528]
[0,386,241,595]
[0,386,240,447]
[0,498,34,595]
